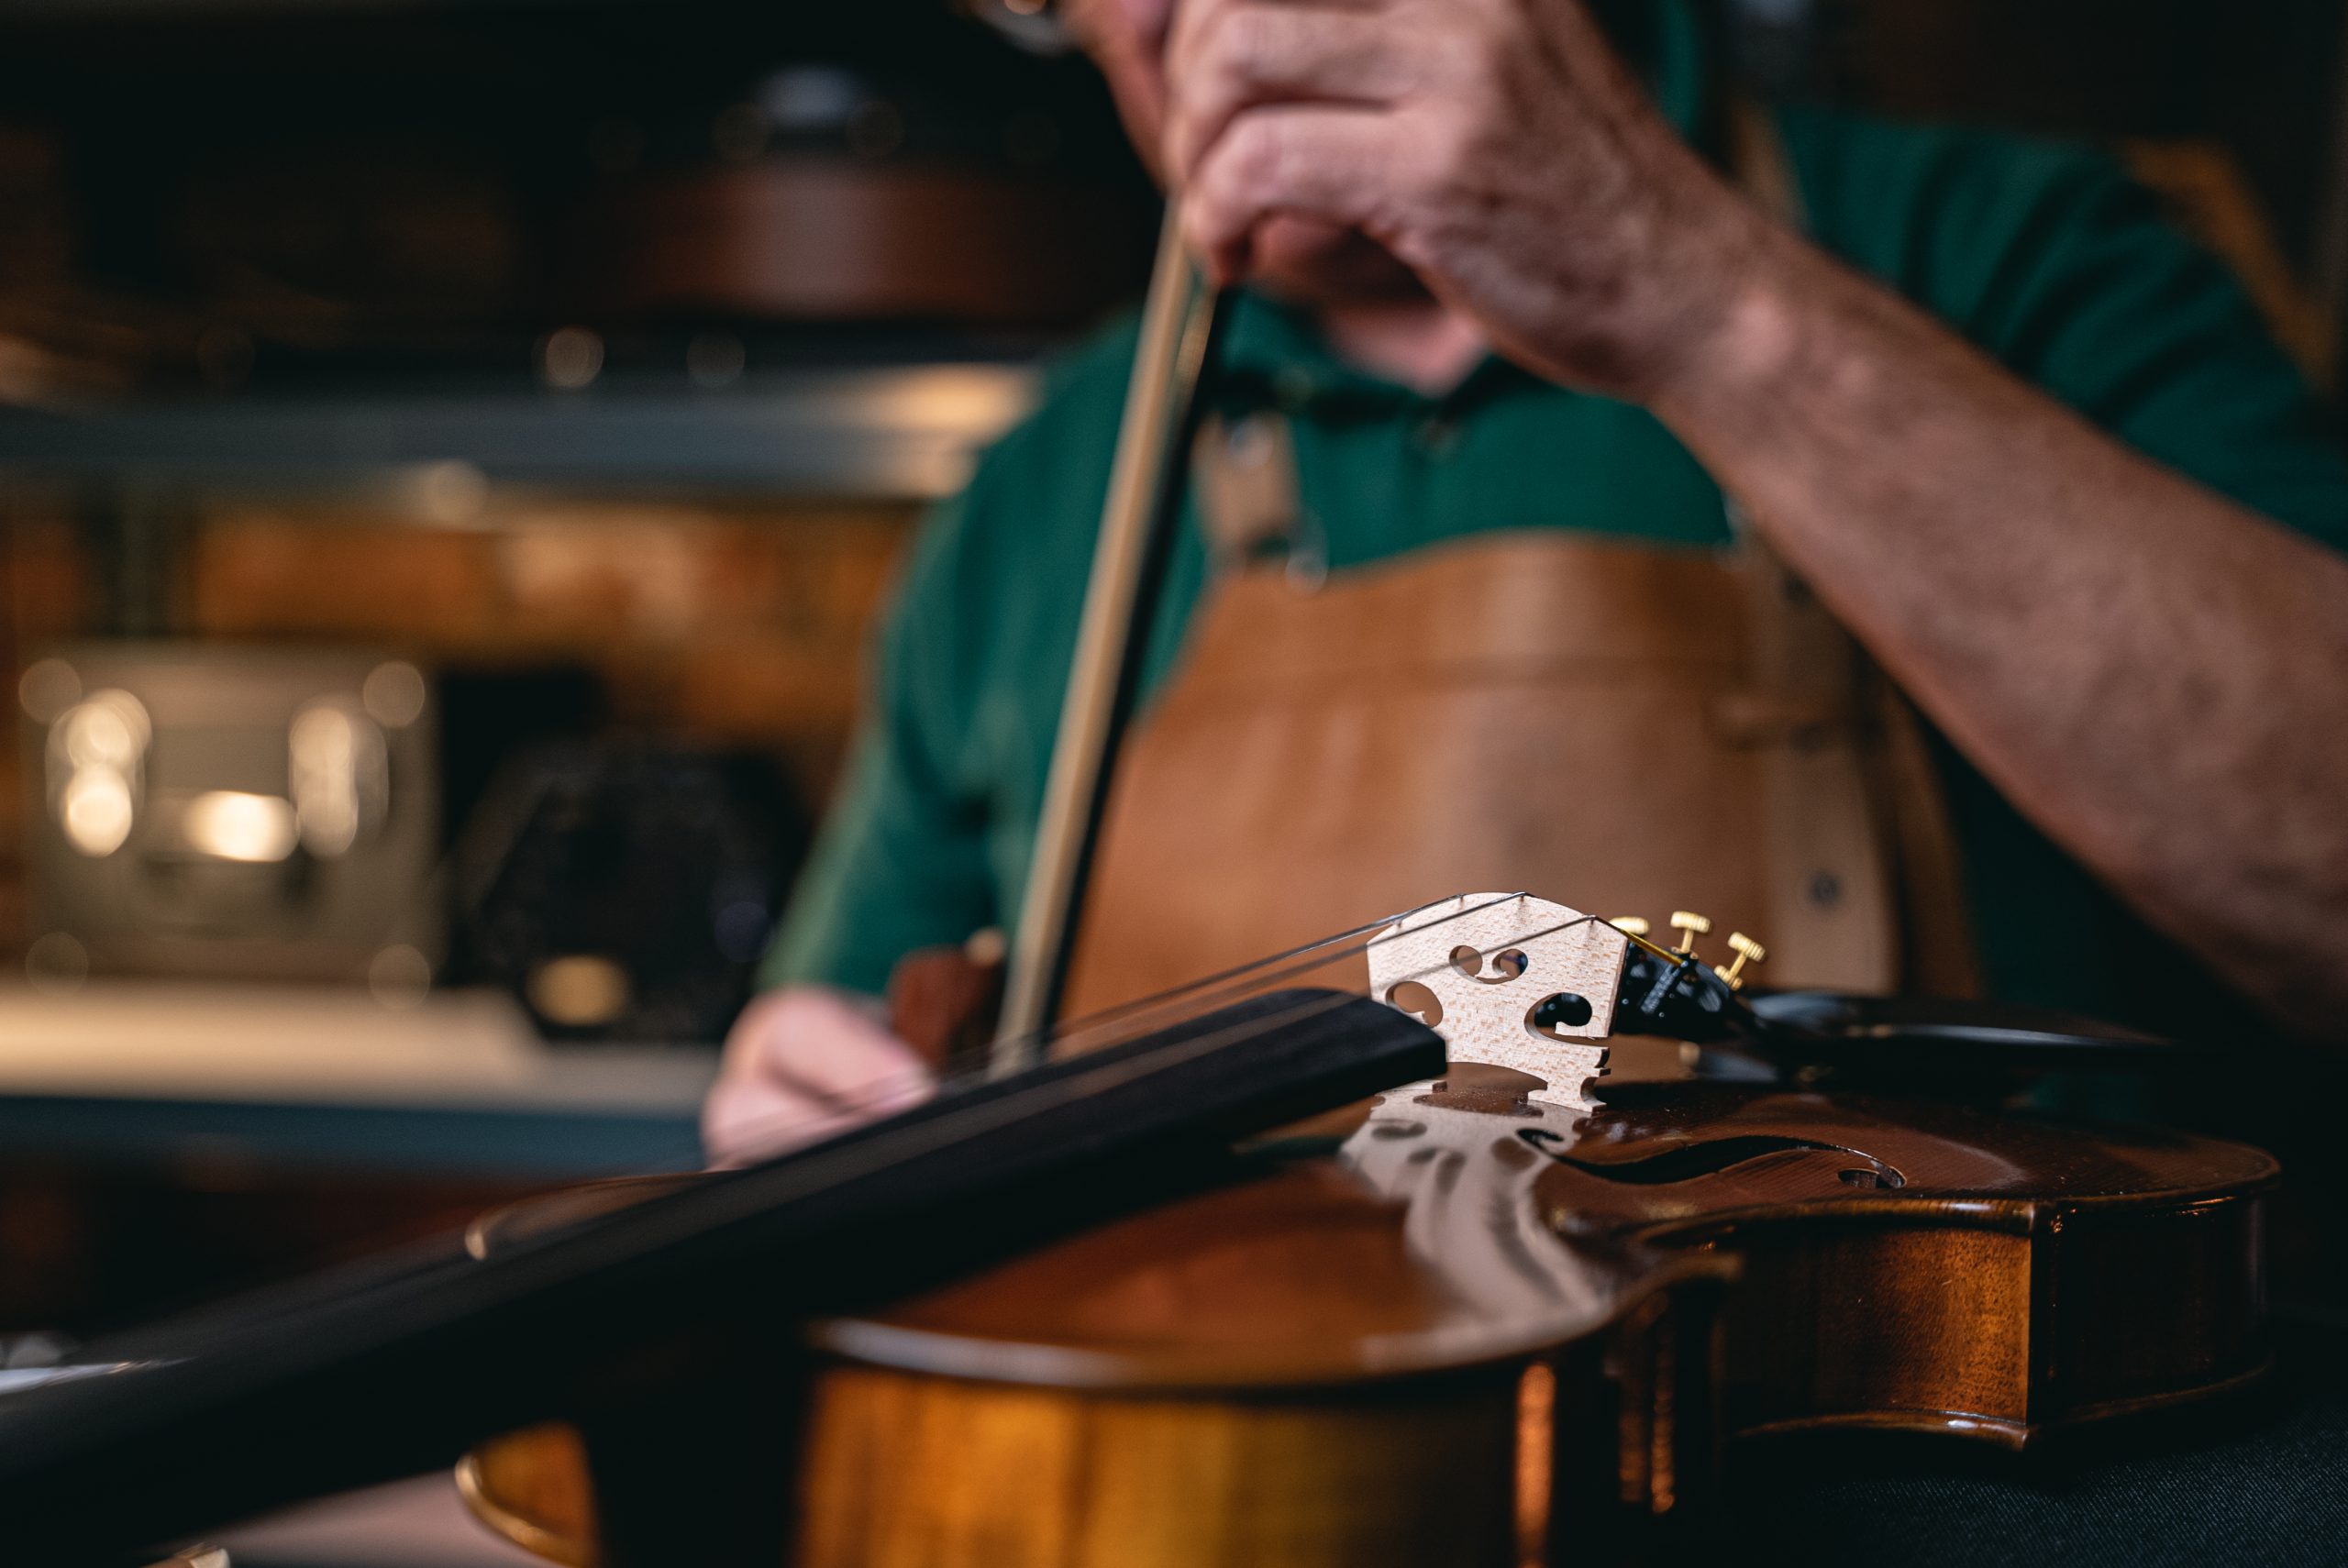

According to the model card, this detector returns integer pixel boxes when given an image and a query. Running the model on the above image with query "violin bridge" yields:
[1368,893,1628,1110]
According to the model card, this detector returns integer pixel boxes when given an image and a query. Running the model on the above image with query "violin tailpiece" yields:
[1368,893,1626,1110]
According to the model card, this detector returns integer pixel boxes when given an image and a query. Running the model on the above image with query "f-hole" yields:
[1521,1129,1909,1188]
[1525,992,1594,1040]
[1386,980,1445,1028]
[1451,946,1529,985]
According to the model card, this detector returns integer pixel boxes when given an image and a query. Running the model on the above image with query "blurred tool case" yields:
[17,642,439,986]
[449,741,807,1044]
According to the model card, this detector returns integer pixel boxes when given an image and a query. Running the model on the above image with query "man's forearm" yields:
[1651,230,2348,1039]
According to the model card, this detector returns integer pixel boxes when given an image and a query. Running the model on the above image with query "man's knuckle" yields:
[1400,126,1450,193]
[764,988,820,1032]
[1214,6,1278,82]
[1243,116,1292,193]
[1214,120,1260,198]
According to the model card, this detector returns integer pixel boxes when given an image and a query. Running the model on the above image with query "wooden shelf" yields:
[0,981,713,1175]
[0,363,1038,503]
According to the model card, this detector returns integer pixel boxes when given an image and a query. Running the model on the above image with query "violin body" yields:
[459,1094,1732,1568]
[1530,1077,2276,1446]
[460,1067,2276,1566]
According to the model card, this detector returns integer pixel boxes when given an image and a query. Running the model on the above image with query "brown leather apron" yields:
[1058,105,1979,1019]
[1060,480,1975,1013]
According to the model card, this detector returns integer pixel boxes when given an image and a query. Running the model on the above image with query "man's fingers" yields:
[703,985,943,1167]
[1166,3,1411,182]
[1183,105,1400,282]
[704,1040,932,1166]
[704,1089,874,1168]
[758,1031,930,1110]
[734,990,927,1101]
[1164,0,1393,72]
[703,1062,932,1166]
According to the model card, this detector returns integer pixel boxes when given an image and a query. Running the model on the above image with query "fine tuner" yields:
[1609,911,1768,991]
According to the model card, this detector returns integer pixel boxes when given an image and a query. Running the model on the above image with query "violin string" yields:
[711,894,1523,1160]
[1028,899,1624,1063]
[1035,890,1534,1058]
[710,904,1627,1161]
[775,987,1390,1198]
[705,981,1383,1169]
[714,895,1531,1158]
[714,909,1638,1166]
[711,899,1625,1163]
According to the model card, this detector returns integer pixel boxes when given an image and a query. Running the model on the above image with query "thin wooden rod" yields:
[993,212,1221,1070]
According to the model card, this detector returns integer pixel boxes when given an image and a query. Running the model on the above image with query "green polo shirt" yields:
[769,40,2348,1032]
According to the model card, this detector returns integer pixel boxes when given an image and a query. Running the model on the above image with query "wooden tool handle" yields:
[992,212,1223,1069]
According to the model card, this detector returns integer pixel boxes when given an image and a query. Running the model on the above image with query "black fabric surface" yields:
[1701,1311,2348,1565]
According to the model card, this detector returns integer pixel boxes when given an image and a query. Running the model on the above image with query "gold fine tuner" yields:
[1668,911,1712,954]
[1609,916,1651,937]
[1715,933,1767,991]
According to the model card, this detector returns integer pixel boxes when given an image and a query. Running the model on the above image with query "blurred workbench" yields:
[0,982,712,1177]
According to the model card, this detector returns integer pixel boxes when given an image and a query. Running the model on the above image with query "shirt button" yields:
[1414,415,1461,460]
[1272,367,1318,410]
[1225,411,1279,469]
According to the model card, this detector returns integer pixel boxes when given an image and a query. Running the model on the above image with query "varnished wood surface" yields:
[795,1369,1525,1568]
[460,1076,2276,1562]
[1540,1080,2278,1215]
[461,1074,1732,1565]
[466,1376,1533,1568]
[1519,1079,2276,1445]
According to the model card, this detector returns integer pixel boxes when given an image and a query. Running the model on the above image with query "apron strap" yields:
[1194,411,1304,569]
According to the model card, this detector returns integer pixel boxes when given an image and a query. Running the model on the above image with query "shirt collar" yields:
[1213,0,1711,415]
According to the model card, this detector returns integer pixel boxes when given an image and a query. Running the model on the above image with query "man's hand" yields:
[1164,0,1769,399]
[702,987,937,1167]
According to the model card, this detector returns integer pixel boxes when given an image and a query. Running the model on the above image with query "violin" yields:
[0,892,2270,1562]
[457,893,2277,1567]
